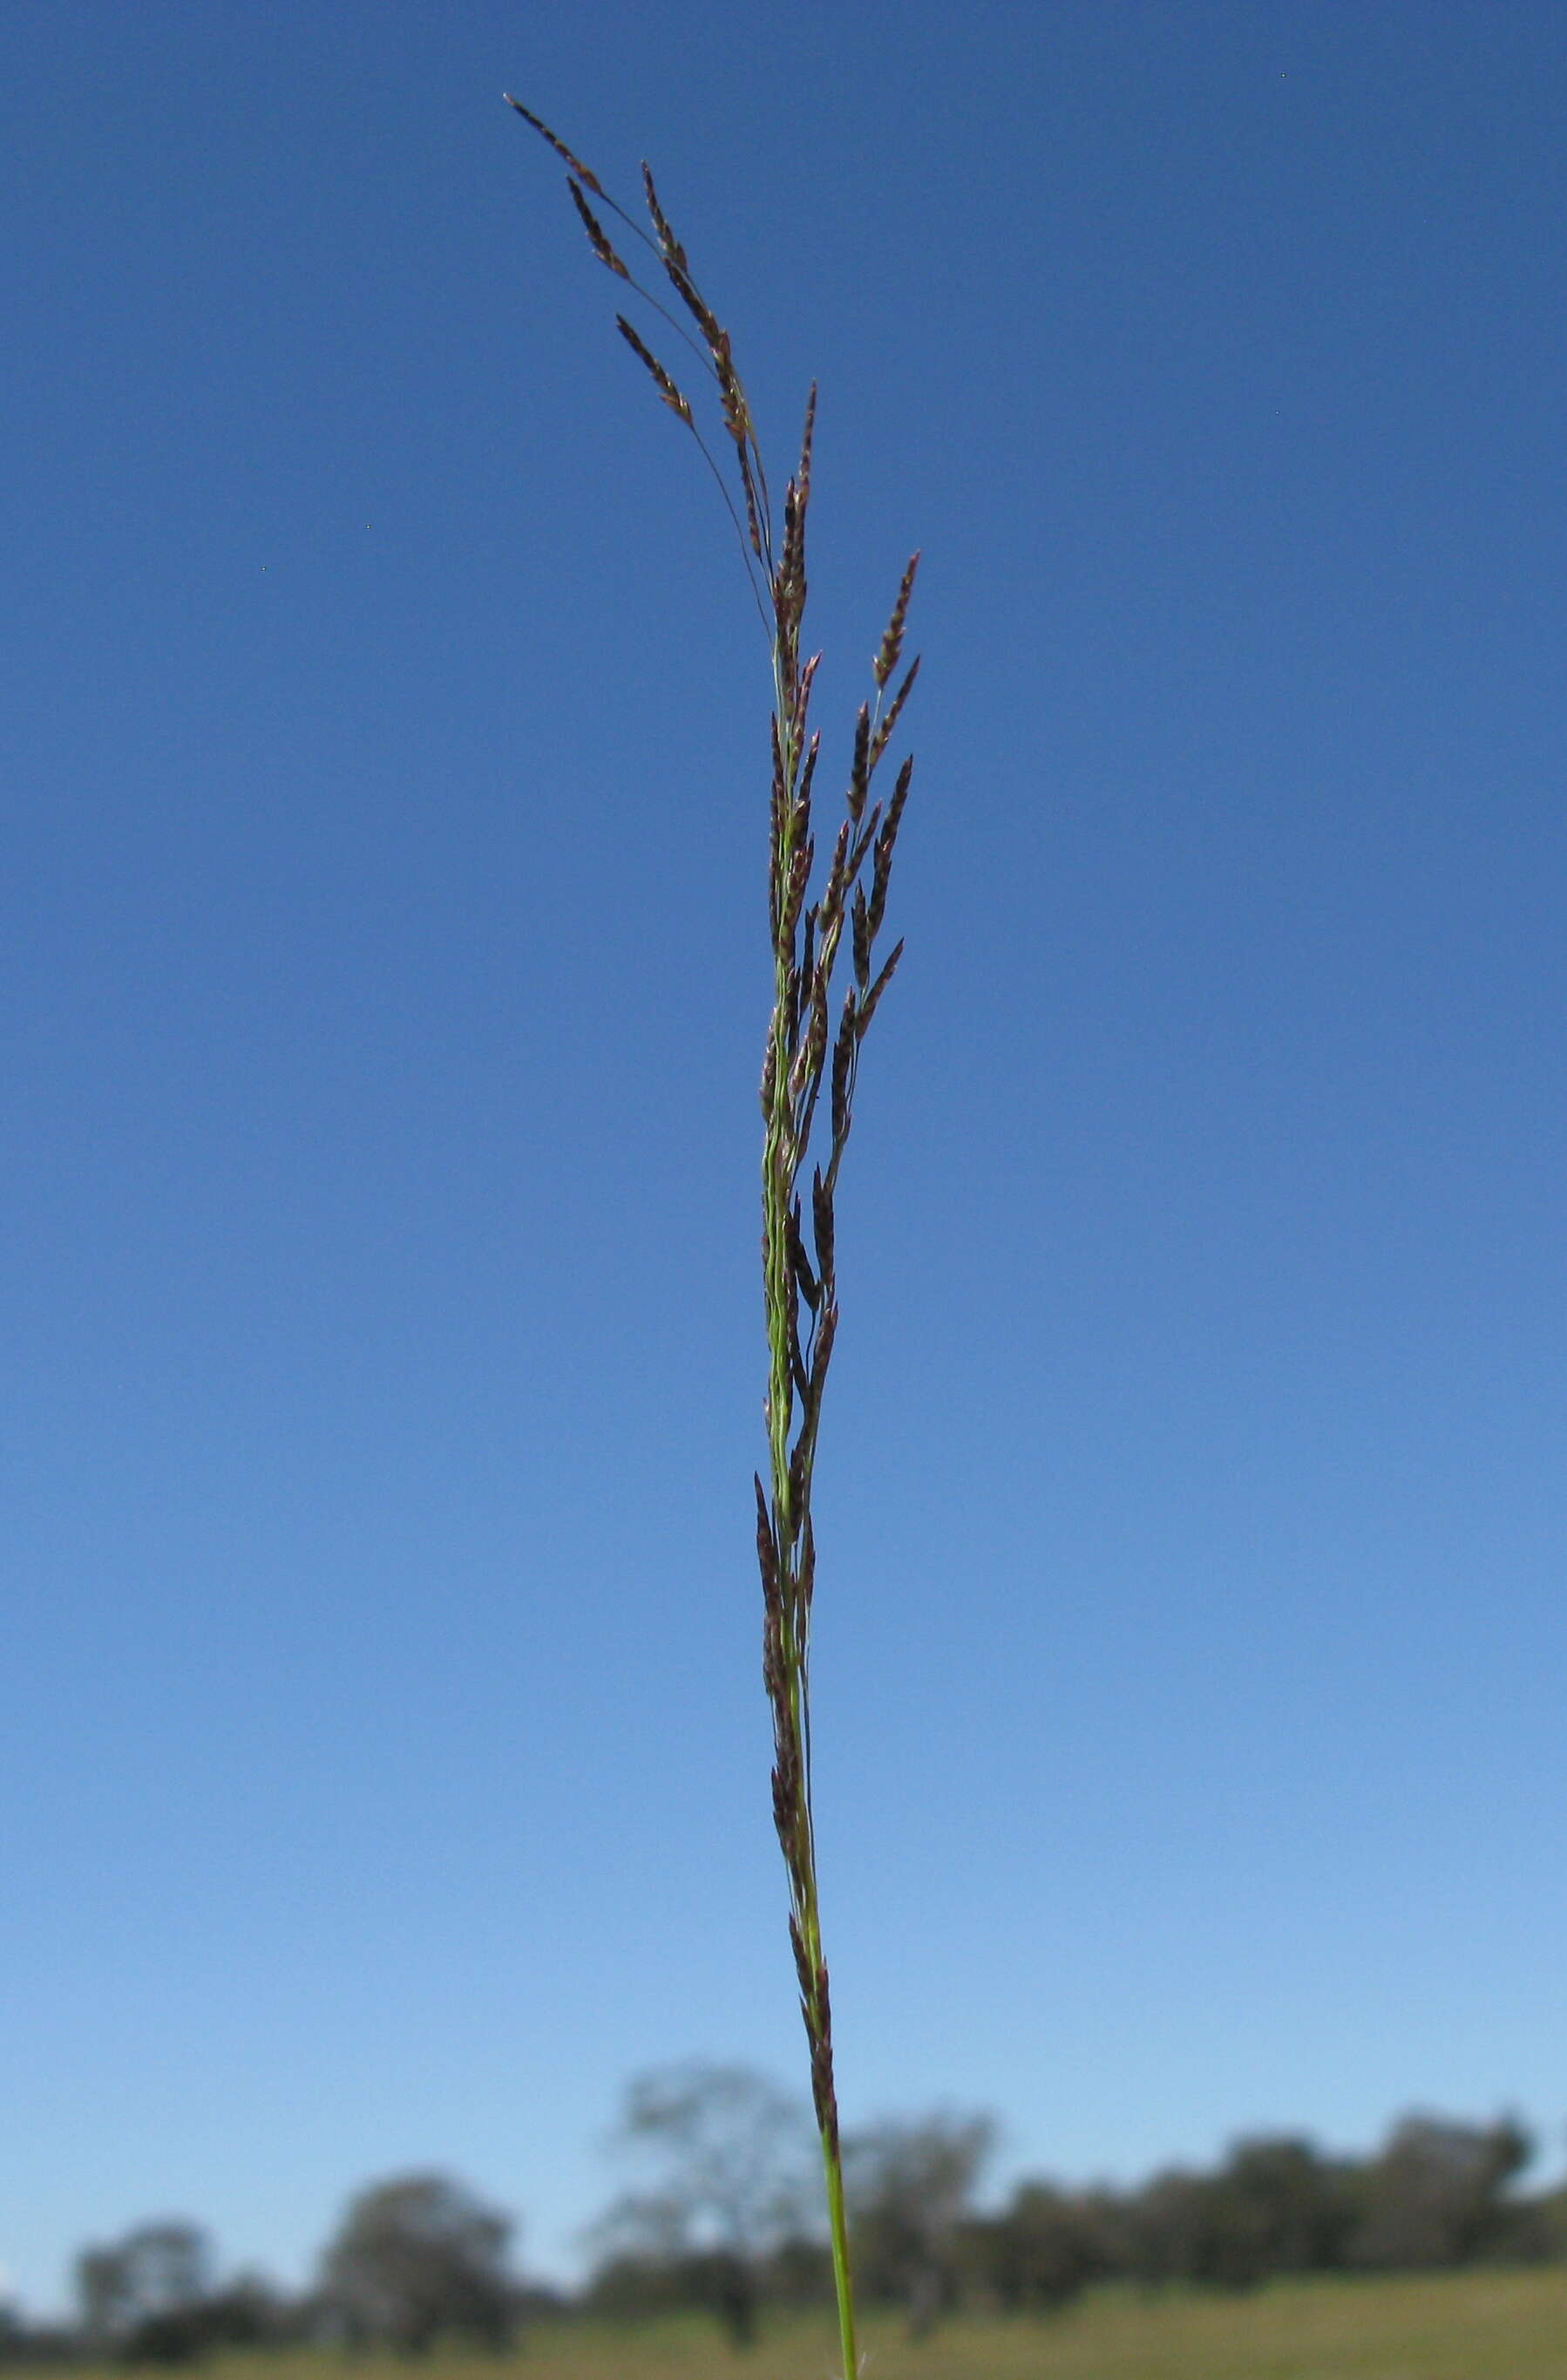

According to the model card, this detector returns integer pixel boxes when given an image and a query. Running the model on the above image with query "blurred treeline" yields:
[5,2069,1566,2363]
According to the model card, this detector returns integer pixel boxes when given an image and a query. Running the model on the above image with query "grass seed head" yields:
[787,1202,820,1310]
[867,752,914,937]
[614,315,693,424]
[847,703,872,823]
[811,1165,836,1287]
[640,160,689,272]
[810,1299,838,1392]
[566,176,630,278]
[504,96,605,194]
[512,109,919,2380]
[797,384,817,513]
[857,936,904,1037]
[831,995,857,1142]
[779,841,811,951]
[870,651,920,770]
[873,549,921,688]
[851,884,872,992]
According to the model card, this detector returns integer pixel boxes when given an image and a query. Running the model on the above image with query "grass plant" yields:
[507,95,922,2380]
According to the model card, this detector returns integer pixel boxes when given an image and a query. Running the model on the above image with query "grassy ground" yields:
[51,2270,1564,2380]
[512,2271,1567,2377]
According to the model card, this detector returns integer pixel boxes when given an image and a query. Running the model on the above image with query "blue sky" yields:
[4,0,1565,2315]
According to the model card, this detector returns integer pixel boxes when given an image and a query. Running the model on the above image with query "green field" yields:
[39,2271,1567,2380]
[510,2272,1567,2377]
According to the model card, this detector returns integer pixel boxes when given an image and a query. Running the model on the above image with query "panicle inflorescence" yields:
[510,98,921,2380]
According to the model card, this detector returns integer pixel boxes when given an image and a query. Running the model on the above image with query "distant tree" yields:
[1218,2136,1360,2279]
[75,2225,212,2356]
[971,2179,1124,2312]
[1529,2176,1567,2264]
[0,2312,78,2371]
[1124,2140,1362,2295]
[579,2251,689,2324]
[845,2112,995,2336]
[196,2274,295,2349]
[1349,2113,1534,2270]
[319,2174,517,2353]
[118,2310,209,2366]
[763,2233,834,2310]
[1125,2166,1221,2288]
[76,2252,129,2349]
[591,2064,817,2348]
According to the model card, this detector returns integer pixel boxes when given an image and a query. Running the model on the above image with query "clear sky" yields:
[3,0,1564,2319]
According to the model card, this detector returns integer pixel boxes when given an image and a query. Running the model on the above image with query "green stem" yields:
[822,2122,858,2380]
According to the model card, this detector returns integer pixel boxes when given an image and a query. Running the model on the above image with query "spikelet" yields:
[614,316,693,425]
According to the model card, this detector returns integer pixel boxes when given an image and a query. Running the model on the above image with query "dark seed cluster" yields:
[751,385,917,2179]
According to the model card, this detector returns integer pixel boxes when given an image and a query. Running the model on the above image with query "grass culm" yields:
[508,97,922,2380]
